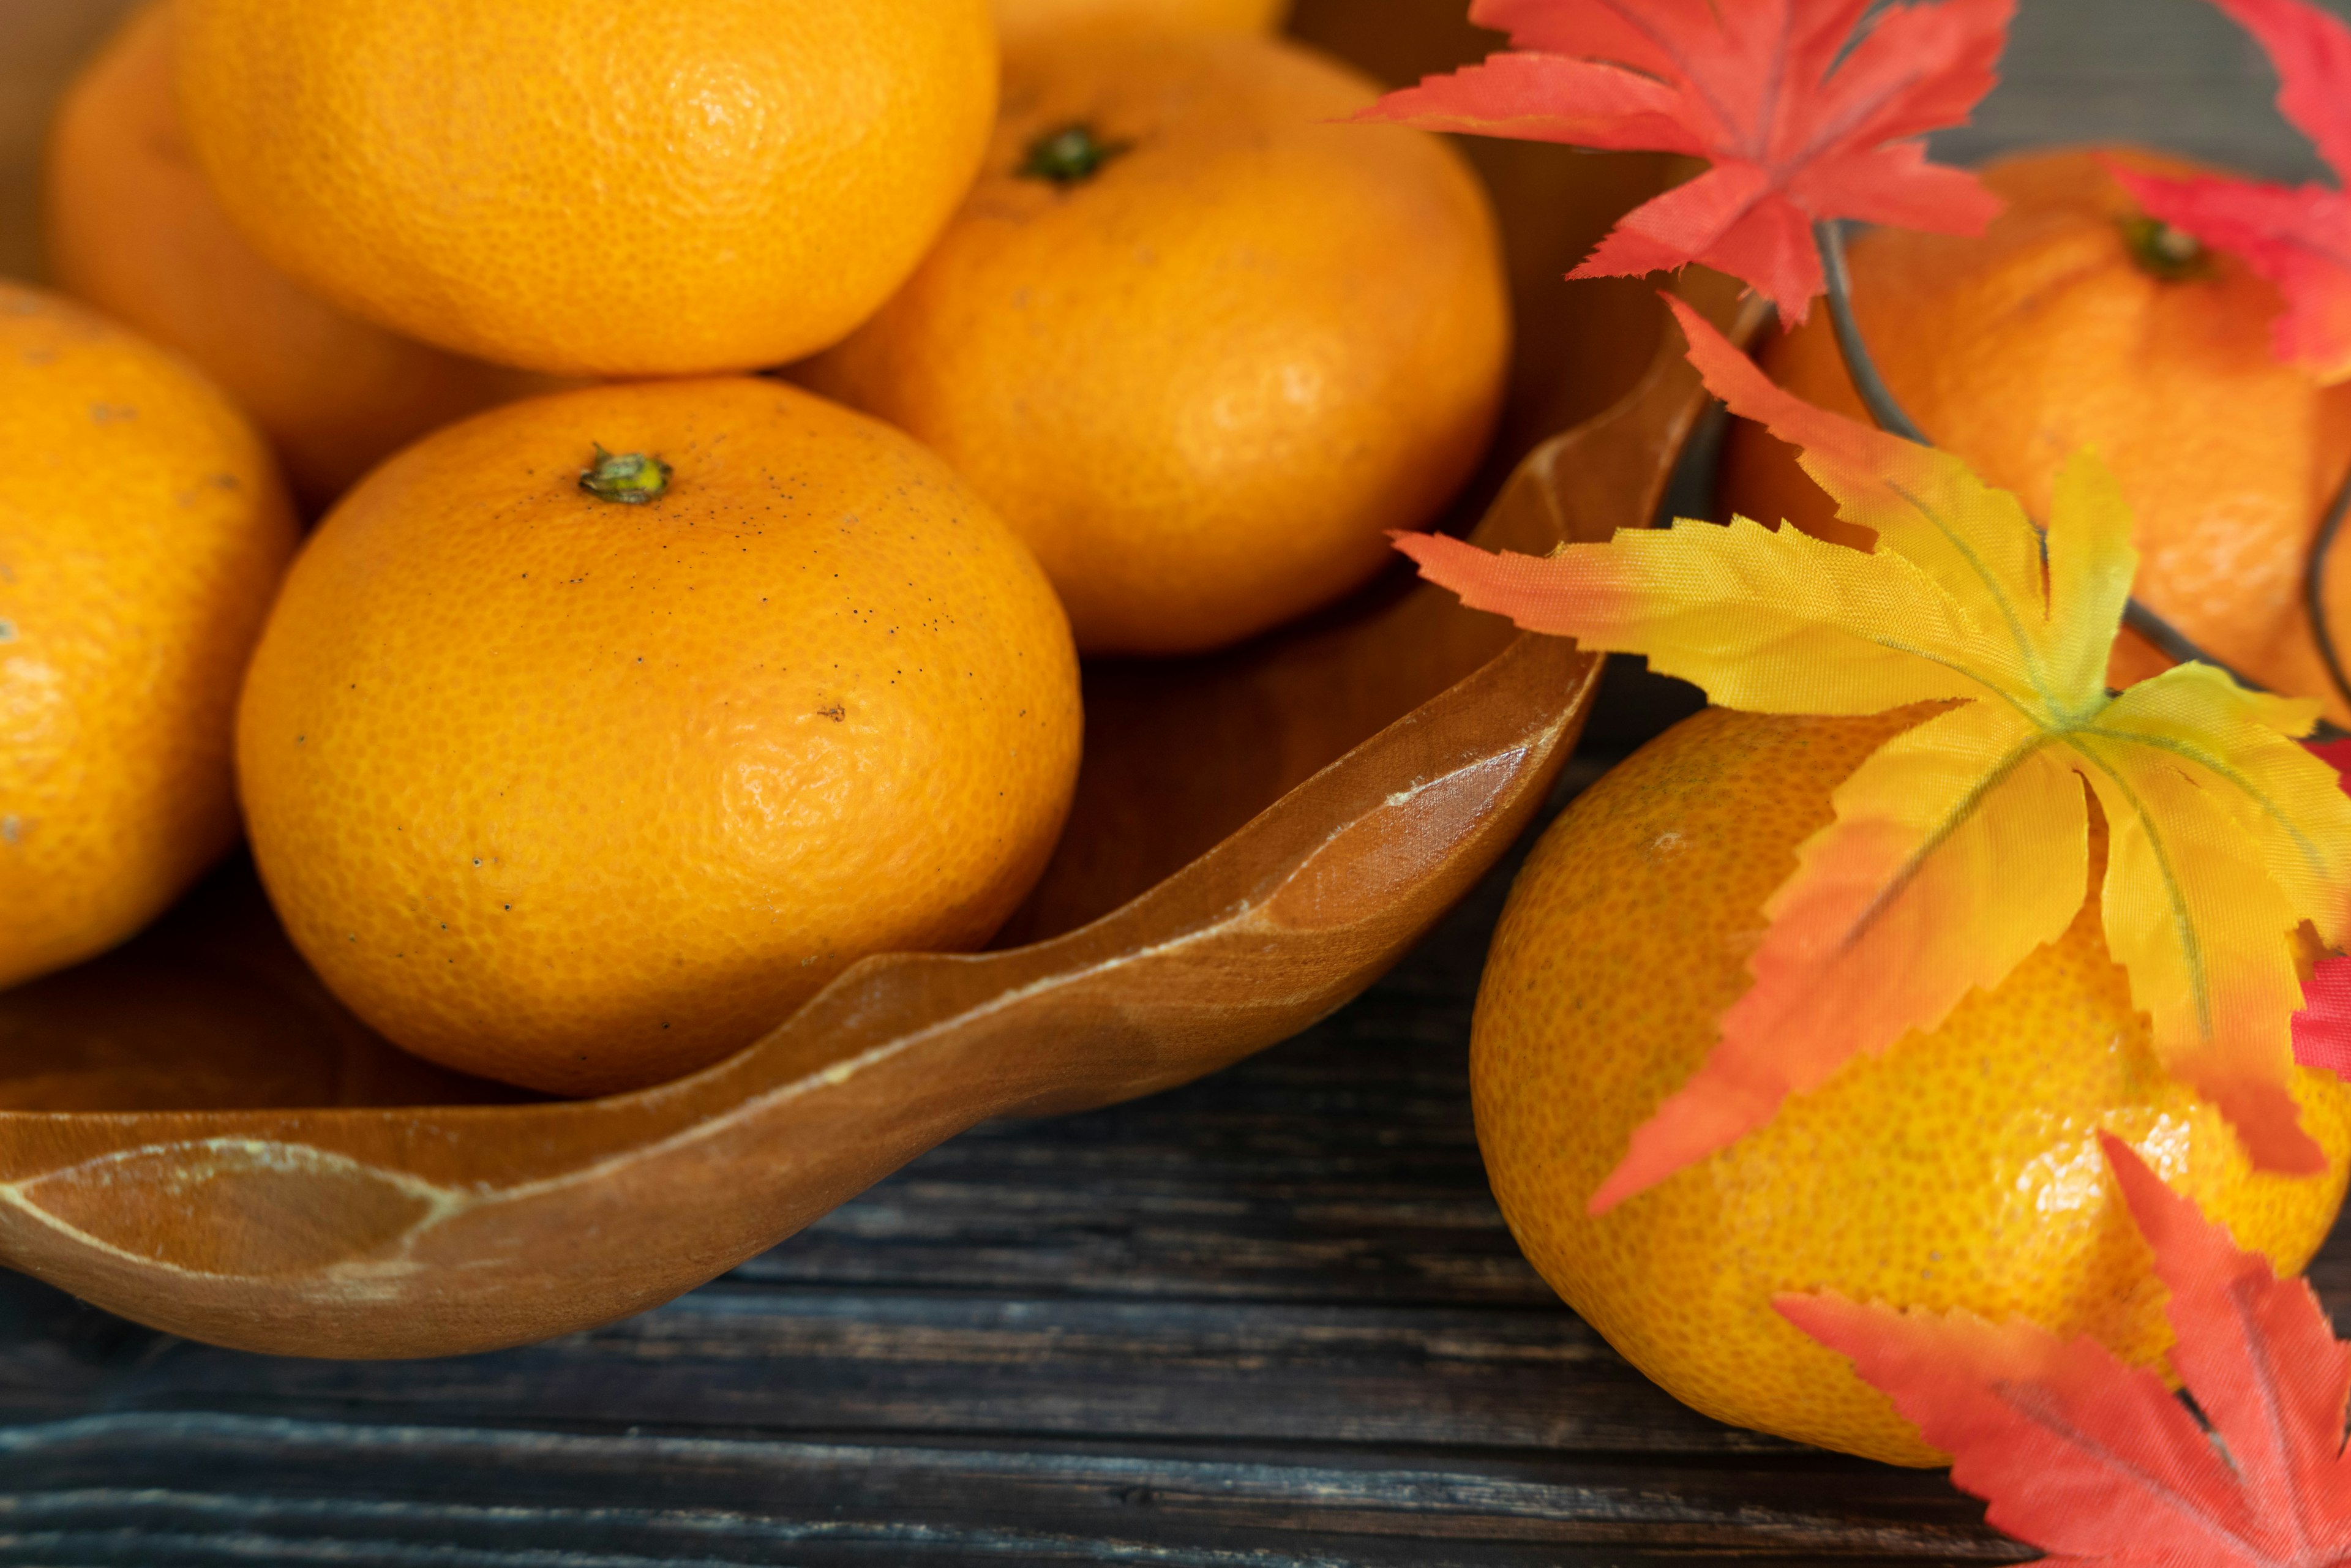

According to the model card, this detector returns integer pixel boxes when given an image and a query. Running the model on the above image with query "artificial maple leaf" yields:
[1396,296,2351,1212]
[2298,739,2351,1082]
[1354,0,2012,319]
[1780,1133,2351,1566]
[2297,956,2351,1079]
[2110,0,2351,383]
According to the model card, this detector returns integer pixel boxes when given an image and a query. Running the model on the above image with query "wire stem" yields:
[1807,219,2327,722]
[1815,220,1929,444]
[2305,463,2351,711]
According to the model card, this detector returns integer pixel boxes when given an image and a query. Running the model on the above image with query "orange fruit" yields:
[1719,148,2351,719]
[236,378,1082,1097]
[0,282,298,988]
[994,0,1288,52]
[45,1,564,515]
[797,31,1509,656]
[1475,705,2351,1465]
[172,0,999,378]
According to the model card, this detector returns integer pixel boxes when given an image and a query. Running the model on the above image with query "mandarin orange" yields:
[1718,148,2351,716]
[1475,705,2351,1465]
[173,0,998,378]
[0,282,297,988]
[45,1,564,514]
[798,31,1509,656]
[236,379,1082,1096]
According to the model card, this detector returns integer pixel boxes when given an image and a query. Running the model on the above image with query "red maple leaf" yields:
[1354,0,2014,319]
[2297,956,2351,1079]
[2112,0,2351,383]
[1782,1133,2351,1566]
[2300,737,2351,1081]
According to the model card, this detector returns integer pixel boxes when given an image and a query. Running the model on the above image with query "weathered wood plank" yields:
[0,1288,1766,1454]
[0,1414,2030,1567]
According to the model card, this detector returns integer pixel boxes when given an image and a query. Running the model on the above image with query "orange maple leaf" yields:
[1398,298,2351,1210]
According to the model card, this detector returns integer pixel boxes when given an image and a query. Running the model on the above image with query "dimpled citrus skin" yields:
[798,31,1509,656]
[171,0,999,379]
[1475,706,2351,1466]
[0,282,297,988]
[1719,149,2351,716]
[45,2,566,515]
[236,378,1082,1097]
[994,0,1287,52]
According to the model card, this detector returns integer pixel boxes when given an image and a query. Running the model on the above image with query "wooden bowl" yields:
[0,4,1732,1357]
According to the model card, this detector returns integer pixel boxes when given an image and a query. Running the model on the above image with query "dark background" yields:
[4,0,2351,1561]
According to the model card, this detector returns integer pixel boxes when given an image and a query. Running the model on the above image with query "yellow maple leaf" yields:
[1398,296,2351,1212]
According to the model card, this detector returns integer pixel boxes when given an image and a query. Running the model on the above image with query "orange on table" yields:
[993,0,1288,51]
[45,1,566,516]
[797,30,1509,656]
[236,378,1083,1098]
[0,281,298,989]
[1718,148,2351,718]
[171,0,999,379]
[1475,705,2351,1466]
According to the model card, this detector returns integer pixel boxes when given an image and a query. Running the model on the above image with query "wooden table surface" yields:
[4,0,2351,1562]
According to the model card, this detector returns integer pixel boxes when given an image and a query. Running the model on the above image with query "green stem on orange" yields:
[579,445,671,505]
[2121,215,2213,282]
[1018,123,1131,186]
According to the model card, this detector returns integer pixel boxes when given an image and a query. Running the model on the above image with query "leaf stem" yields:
[1814,220,1928,445]
[2303,463,2351,711]
[579,444,671,505]
[1018,123,1131,185]
[1807,219,2343,733]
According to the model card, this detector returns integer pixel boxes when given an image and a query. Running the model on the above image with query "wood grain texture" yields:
[3,0,2349,1559]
